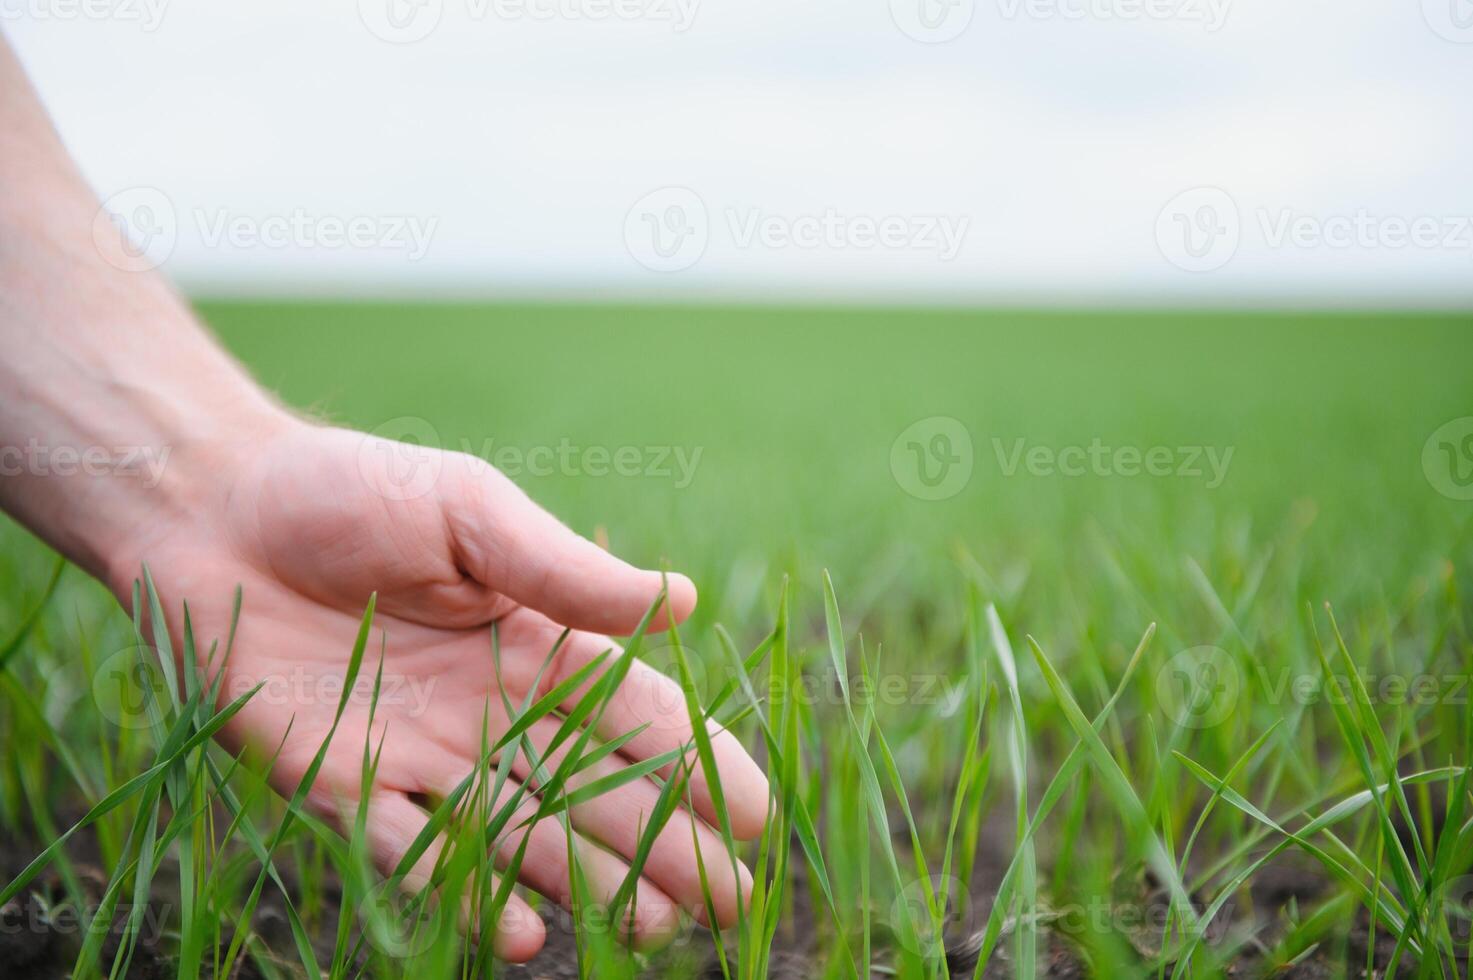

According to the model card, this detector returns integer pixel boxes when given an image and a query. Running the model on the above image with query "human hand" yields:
[108,418,767,962]
[0,41,766,964]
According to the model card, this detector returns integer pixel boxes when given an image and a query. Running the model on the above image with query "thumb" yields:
[441,456,697,635]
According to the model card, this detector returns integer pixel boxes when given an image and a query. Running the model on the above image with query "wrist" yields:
[0,331,301,600]
[93,397,302,599]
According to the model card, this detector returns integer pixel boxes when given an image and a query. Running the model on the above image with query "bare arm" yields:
[0,34,763,960]
[0,36,287,586]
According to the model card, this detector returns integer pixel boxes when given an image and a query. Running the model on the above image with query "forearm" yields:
[0,36,288,590]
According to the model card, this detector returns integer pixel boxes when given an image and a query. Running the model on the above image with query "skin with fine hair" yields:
[0,35,767,962]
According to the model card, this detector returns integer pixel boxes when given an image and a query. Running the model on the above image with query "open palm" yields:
[112,421,766,962]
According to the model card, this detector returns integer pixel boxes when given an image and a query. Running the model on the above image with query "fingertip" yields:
[707,732,770,841]
[658,571,698,627]
[729,798,770,843]
[627,882,684,952]
[490,896,546,963]
[689,860,753,931]
[632,569,697,631]
[735,859,755,911]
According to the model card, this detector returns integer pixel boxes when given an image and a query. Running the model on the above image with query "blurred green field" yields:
[201,302,1472,622]
[3,303,1472,978]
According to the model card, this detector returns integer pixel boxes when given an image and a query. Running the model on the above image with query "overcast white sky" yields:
[5,0,1472,305]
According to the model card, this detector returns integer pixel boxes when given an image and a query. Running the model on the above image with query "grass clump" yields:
[2,305,1471,977]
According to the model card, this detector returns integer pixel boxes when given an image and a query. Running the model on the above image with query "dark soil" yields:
[1,860,178,980]
[1,815,1460,979]
[1,824,315,980]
